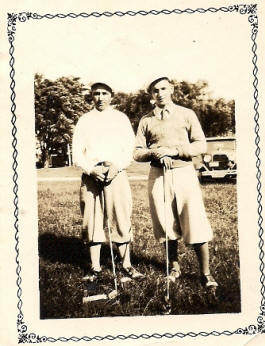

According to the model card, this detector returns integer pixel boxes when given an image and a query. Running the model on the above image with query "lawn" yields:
[38,178,240,319]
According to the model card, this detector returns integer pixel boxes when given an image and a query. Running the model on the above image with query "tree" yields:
[199,97,235,137]
[113,90,153,132]
[172,80,235,137]
[35,74,92,167]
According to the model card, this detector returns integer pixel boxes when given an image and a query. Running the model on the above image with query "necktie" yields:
[161,109,167,120]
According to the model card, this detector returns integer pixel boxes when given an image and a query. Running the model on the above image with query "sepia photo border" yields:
[7,4,264,343]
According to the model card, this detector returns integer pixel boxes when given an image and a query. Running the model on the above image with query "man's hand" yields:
[152,147,178,160]
[160,156,172,170]
[105,164,119,183]
[90,166,108,182]
[152,147,170,160]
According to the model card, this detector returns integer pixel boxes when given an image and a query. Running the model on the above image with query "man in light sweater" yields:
[134,77,218,288]
[72,82,143,281]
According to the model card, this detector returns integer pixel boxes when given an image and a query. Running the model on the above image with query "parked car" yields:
[49,154,69,168]
[193,137,237,181]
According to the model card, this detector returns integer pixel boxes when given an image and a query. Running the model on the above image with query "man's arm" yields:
[105,113,135,183]
[115,114,136,170]
[175,110,207,159]
[133,118,154,162]
[72,117,97,175]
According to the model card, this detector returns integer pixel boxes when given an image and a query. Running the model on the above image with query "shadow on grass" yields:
[39,233,87,268]
[39,232,163,272]
[131,251,164,272]
[38,232,119,270]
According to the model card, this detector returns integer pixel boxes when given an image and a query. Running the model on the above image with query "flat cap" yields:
[91,82,113,95]
[147,77,170,94]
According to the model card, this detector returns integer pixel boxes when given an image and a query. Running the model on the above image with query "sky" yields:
[27,11,248,100]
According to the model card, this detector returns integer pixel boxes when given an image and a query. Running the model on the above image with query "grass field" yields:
[38,167,240,319]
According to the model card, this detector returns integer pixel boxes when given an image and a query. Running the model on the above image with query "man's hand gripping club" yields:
[152,147,179,170]
[90,161,119,184]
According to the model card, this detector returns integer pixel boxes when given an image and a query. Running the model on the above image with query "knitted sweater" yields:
[134,102,206,167]
[72,107,135,174]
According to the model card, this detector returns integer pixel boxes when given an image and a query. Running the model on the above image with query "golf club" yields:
[163,166,170,302]
[103,184,118,297]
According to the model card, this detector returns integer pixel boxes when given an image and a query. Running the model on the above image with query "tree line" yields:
[35,73,235,168]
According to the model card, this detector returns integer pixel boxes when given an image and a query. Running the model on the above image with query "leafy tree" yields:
[199,98,235,137]
[113,90,153,132]
[35,74,92,167]
[171,79,235,137]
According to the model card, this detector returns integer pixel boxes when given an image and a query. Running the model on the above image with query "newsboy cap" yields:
[147,77,170,94]
[91,82,113,95]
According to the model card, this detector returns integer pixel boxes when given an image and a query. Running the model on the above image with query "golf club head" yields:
[108,290,118,300]
[82,294,108,303]
[120,277,132,283]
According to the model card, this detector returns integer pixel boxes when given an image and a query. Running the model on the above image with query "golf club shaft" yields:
[103,188,118,292]
[163,166,170,300]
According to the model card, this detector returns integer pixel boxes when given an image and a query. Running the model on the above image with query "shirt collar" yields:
[93,105,113,114]
[153,102,175,119]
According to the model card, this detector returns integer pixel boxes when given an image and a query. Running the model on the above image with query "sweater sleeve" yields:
[115,114,136,170]
[72,116,97,174]
[176,110,207,159]
[133,118,153,162]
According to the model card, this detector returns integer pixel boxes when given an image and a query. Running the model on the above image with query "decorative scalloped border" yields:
[7,4,264,343]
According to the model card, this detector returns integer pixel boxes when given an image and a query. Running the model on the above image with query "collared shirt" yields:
[133,102,206,166]
[72,107,135,174]
[153,103,174,120]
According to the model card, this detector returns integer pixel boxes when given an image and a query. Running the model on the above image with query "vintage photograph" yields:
[34,11,240,319]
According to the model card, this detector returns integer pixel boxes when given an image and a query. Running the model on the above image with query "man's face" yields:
[92,88,112,111]
[151,79,173,107]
